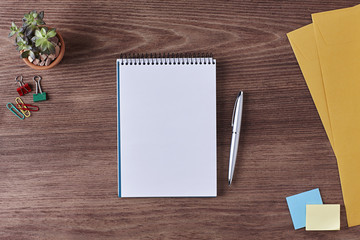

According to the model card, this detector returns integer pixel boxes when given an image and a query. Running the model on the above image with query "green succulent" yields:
[8,10,57,59]
[16,38,29,51]
[33,28,56,54]
[9,22,19,37]
[23,10,45,27]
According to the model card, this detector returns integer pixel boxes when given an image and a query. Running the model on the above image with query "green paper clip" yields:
[6,103,25,120]
[33,75,47,102]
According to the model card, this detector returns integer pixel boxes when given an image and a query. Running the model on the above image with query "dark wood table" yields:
[0,1,359,239]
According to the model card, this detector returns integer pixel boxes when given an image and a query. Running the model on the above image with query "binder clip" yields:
[15,75,31,96]
[6,102,25,120]
[33,75,47,102]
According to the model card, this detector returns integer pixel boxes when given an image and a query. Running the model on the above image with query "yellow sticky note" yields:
[306,204,340,231]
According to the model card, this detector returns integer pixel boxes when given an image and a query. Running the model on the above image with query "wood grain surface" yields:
[0,0,359,239]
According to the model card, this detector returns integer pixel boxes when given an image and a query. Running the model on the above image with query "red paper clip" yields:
[16,102,39,112]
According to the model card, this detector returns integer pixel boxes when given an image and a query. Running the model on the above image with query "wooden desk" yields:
[0,1,359,239]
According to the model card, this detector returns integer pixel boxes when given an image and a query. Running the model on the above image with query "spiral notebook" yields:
[117,54,217,197]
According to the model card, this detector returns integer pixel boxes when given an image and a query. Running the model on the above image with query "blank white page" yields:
[117,58,216,197]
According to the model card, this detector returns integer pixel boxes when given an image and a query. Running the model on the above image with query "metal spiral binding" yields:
[119,53,216,65]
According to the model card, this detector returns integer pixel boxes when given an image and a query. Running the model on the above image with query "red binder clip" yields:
[15,75,31,96]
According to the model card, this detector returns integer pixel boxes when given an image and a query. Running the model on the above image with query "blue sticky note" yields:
[286,188,323,230]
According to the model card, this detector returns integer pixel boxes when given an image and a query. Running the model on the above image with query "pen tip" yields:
[228,180,231,186]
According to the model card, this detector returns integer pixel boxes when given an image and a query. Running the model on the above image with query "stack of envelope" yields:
[287,5,360,227]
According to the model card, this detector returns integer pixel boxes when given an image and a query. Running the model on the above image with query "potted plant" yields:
[9,10,65,70]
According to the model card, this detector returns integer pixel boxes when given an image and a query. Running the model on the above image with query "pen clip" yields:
[231,91,243,127]
[231,101,237,127]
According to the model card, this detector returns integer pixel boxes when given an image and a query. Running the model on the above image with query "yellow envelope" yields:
[312,6,360,227]
[306,204,340,231]
[288,5,360,227]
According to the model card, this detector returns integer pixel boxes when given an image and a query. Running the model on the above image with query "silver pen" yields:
[228,91,244,185]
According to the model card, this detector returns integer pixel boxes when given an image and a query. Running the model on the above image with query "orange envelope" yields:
[287,24,334,147]
[312,6,360,227]
[288,5,360,227]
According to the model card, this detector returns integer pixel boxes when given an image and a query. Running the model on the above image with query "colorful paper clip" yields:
[6,103,25,120]
[15,75,31,96]
[33,75,47,102]
[15,97,31,117]
[15,97,39,117]
[17,103,39,112]
[16,102,39,112]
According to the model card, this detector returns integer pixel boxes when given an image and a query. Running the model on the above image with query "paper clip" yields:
[6,103,25,120]
[16,102,39,112]
[15,97,31,117]
[15,75,31,96]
